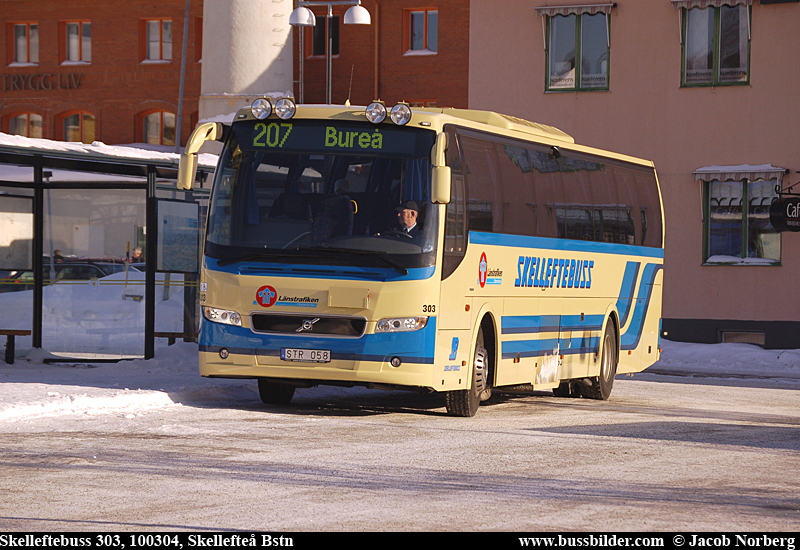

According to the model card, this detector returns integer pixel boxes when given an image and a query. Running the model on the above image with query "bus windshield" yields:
[205,120,439,270]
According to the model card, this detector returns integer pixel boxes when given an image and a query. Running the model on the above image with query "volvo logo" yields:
[296,318,320,332]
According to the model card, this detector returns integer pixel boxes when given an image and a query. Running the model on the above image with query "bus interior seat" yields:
[270,192,312,220]
[312,194,354,244]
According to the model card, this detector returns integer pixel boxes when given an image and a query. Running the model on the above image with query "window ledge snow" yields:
[403,49,437,57]
[704,255,780,266]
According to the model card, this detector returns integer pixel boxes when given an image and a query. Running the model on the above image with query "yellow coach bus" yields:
[178,99,664,417]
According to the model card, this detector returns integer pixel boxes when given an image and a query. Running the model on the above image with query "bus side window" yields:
[442,175,466,280]
[460,134,500,233]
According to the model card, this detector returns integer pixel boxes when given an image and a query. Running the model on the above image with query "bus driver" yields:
[395,200,420,237]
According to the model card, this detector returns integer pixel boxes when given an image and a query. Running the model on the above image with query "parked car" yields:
[0,259,140,293]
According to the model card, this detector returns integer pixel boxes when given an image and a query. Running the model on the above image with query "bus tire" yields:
[445,327,487,417]
[257,378,296,405]
[584,322,617,400]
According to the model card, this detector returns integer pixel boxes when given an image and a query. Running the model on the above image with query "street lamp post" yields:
[289,1,371,104]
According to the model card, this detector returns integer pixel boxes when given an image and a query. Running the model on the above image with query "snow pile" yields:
[648,340,800,380]
[0,342,257,422]
[0,132,218,170]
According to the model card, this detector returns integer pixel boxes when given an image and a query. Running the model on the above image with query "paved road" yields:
[1,374,798,532]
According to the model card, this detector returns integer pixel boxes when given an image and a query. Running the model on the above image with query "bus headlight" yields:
[275,97,296,120]
[375,316,428,333]
[251,98,272,120]
[366,101,387,124]
[390,103,412,125]
[203,306,242,326]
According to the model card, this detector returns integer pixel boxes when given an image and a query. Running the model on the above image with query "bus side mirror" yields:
[431,166,451,204]
[177,122,224,190]
[431,132,451,204]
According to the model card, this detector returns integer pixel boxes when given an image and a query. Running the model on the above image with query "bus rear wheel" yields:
[257,378,296,405]
[584,322,617,400]
[445,327,488,417]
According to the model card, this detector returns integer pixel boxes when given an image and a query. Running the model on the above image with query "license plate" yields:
[281,348,331,363]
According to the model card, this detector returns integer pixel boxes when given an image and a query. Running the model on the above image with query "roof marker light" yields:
[251,98,272,120]
[275,98,297,120]
[390,103,412,126]
[366,101,387,124]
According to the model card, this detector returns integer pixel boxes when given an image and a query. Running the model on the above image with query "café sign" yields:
[769,196,800,232]
[1,73,82,92]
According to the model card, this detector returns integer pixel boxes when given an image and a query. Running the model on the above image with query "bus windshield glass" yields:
[205,120,439,270]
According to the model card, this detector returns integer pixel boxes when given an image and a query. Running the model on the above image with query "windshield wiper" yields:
[307,246,409,276]
[217,248,409,276]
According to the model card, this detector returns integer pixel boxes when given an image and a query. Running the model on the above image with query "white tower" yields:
[200,0,293,121]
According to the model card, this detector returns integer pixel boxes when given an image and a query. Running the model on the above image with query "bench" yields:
[1,329,32,365]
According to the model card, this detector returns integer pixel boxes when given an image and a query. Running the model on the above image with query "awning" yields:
[693,164,788,182]
[671,0,752,10]
[672,0,752,44]
[535,3,617,16]
[535,4,617,51]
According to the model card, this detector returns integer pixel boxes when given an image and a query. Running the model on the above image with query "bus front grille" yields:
[250,313,367,337]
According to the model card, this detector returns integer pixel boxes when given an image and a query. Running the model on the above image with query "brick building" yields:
[292,0,469,109]
[1,0,203,146]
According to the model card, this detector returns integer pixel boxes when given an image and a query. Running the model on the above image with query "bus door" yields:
[438,174,471,331]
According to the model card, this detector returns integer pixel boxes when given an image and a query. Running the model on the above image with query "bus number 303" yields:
[423,304,436,313]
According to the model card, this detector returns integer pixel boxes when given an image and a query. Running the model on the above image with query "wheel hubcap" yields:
[473,346,487,394]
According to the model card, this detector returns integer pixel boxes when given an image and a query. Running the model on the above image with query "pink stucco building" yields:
[467,0,800,348]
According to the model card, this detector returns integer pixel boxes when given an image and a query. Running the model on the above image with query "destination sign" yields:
[235,120,433,157]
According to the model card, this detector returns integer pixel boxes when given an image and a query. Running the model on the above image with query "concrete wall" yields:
[200,0,294,120]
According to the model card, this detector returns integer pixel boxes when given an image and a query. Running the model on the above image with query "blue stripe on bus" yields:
[616,261,640,328]
[501,314,603,335]
[620,264,663,350]
[205,257,436,282]
[468,232,664,259]
[500,335,601,360]
[199,316,437,364]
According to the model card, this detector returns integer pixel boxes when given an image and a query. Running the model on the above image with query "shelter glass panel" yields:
[42,184,147,359]
[0,185,34,360]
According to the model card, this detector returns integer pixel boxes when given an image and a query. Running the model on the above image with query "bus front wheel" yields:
[257,378,296,405]
[445,327,488,417]
[584,322,617,400]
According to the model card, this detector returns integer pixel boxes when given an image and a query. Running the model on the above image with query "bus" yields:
[178,99,664,417]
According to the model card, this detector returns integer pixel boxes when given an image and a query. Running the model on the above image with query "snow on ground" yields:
[0,339,799,423]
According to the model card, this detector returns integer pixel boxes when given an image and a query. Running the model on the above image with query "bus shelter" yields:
[0,135,215,362]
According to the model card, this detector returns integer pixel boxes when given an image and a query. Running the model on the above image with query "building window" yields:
[60,112,95,144]
[143,19,172,61]
[311,15,338,56]
[8,113,43,138]
[141,111,176,146]
[545,13,609,91]
[705,179,779,264]
[405,8,438,53]
[64,21,91,63]
[682,4,749,86]
[11,23,39,64]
